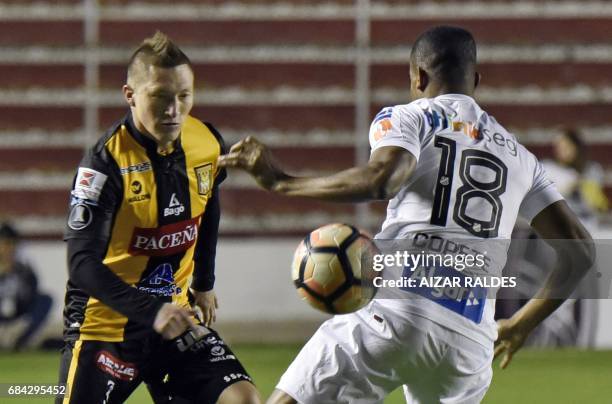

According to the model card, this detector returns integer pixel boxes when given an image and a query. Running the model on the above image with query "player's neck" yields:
[427,81,475,98]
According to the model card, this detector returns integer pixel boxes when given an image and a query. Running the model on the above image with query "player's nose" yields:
[164,99,180,118]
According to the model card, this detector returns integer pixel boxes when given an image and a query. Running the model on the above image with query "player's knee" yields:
[266,388,297,404]
[217,380,261,404]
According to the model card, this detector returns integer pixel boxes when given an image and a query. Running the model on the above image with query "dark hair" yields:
[410,25,477,83]
[0,222,18,240]
[127,31,191,82]
[561,128,586,153]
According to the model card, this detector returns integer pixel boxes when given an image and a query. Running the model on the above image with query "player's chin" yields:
[157,123,182,138]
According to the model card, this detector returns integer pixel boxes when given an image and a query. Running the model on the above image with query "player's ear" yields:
[123,84,136,107]
[474,72,481,89]
[417,67,429,92]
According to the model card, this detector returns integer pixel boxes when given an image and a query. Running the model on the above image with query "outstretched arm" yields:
[494,200,595,368]
[218,136,417,202]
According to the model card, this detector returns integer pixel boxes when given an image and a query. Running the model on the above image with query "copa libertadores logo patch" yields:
[68,203,93,231]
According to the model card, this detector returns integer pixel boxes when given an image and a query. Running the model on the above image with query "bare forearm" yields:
[509,247,592,333]
[218,139,417,203]
[507,298,564,334]
[273,166,389,202]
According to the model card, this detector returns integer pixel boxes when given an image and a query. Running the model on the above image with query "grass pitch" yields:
[0,346,610,403]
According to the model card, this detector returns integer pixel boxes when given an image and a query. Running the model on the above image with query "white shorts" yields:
[276,300,493,404]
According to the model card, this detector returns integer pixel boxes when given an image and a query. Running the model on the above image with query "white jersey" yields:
[368,94,563,347]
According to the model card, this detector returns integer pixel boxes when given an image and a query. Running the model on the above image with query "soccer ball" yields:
[291,223,379,314]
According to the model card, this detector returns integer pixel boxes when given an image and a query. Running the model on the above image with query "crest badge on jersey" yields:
[195,164,213,195]
[72,167,108,203]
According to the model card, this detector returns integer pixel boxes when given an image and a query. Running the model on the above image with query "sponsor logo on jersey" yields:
[164,193,185,217]
[210,354,236,363]
[95,351,138,381]
[205,334,222,345]
[129,217,200,256]
[72,167,108,203]
[131,180,142,194]
[67,203,93,231]
[372,107,394,141]
[423,108,450,133]
[211,346,226,356]
[119,161,152,175]
[175,325,214,352]
[401,265,486,324]
[127,180,151,203]
[373,118,393,141]
[452,121,481,140]
[137,263,181,296]
[195,164,212,195]
[223,373,252,384]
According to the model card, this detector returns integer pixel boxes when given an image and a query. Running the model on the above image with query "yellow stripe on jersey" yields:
[63,340,83,404]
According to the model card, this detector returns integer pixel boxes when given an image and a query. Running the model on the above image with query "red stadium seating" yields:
[1,0,612,238]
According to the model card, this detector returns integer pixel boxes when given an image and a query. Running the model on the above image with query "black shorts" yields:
[56,327,252,404]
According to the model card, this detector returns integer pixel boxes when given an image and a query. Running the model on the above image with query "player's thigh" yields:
[402,336,493,404]
[267,388,297,404]
[276,308,405,404]
[56,340,142,404]
[403,370,492,404]
[217,380,261,404]
[161,328,257,404]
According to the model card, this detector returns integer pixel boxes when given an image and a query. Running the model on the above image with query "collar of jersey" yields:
[124,111,183,157]
[435,93,476,102]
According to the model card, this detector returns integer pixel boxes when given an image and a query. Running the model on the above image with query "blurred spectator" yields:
[543,128,608,229]
[0,222,52,350]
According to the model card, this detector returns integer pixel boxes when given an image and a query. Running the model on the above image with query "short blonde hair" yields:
[127,31,192,84]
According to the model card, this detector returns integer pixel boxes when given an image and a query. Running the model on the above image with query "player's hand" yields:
[494,318,529,369]
[218,136,283,190]
[192,289,218,327]
[153,302,198,340]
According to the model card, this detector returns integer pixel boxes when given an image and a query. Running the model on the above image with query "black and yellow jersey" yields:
[63,112,226,342]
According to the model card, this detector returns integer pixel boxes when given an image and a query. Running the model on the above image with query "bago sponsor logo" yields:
[129,217,200,256]
[164,193,185,217]
[95,351,138,381]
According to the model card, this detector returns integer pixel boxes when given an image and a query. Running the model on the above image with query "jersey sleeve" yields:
[368,104,424,160]
[191,186,221,291]
[519,154,564,223]
[64,146,122,241]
